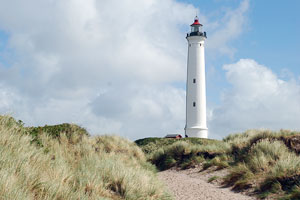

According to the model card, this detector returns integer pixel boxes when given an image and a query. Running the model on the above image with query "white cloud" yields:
[206,0,250,57]
[209,59,300,138]
[0,0,250,140]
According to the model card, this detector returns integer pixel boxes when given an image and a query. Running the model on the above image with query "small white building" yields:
[184,16,208,138]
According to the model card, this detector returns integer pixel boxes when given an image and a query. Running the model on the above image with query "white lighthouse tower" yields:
[185,16,208,138]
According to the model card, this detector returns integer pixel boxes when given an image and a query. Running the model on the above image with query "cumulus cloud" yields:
[207,0,249,57]
[209,59,300,138]
[0,0,250,139]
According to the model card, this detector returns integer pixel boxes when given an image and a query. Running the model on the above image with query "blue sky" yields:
[180,0,300,105]
[182,0,300,70]
[0,31,9,64]
[0,0,299,139]
[233,0,300,74]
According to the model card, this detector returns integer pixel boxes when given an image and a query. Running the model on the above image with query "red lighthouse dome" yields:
[191,16,202,26]
[187,16,206,38]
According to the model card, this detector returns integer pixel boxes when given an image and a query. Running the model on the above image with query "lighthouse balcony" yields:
[187,31,207,38]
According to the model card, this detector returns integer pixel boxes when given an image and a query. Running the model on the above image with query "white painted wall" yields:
[185,35,208,138]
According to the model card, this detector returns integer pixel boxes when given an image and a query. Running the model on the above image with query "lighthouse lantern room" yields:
[191,16,202,32]
[185,16,208,138]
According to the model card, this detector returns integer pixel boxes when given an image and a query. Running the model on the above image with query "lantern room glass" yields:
[191,25,202,33]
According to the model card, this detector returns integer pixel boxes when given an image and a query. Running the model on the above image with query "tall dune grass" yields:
[137,129,300,199]
[0,115,171,200]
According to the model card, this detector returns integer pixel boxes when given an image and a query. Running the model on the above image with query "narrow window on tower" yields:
[189,44,191,47]
[193,79,196,83]
[200,44,201,46]
[193,102,196,107]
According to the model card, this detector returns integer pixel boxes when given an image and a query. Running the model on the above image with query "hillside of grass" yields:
[0,115,172,200]
[136,130,300,199]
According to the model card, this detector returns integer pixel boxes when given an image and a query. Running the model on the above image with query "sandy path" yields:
[159,168,256,200]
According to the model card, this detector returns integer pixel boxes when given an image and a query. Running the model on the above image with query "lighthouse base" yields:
[185,127,208,138]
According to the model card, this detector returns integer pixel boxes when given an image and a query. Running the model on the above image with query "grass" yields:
[3,114,300,199]
[225,130,300,198]
[146,140,229,170]
[202,155,230,170]
[0,115,172,200]
[135,137,226,155]
[136,129,300,199]
[207,176,220,183]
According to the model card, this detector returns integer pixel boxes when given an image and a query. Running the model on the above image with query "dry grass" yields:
[148,140,229,170]
[224,130,300,198]
[138,129,300,199]
[0,115,171,200]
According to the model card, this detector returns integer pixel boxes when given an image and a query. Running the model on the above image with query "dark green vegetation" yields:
[136,130,300,199]
[0,115,171,200]
[136,137,230,170]
[2,115,89,146]
[28,123,89,138]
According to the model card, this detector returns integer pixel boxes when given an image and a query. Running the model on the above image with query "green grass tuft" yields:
[208,176,220,183]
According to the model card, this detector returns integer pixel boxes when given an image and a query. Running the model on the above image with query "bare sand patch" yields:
[159,167,256,200]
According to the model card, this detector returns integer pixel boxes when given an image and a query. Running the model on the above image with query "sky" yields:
[0,0,299,140]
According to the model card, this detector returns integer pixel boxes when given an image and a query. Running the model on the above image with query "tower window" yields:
[193,102,196,107]
[193,79,196,83]
[200,44,201,46]
[189,44,191,47]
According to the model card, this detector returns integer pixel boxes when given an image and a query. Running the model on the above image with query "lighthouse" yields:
[185,16,208,138]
